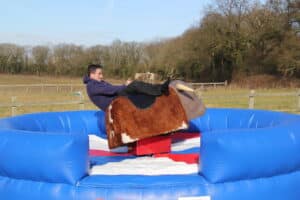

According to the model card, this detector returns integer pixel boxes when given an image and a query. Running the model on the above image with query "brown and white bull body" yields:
[105,80,205,149]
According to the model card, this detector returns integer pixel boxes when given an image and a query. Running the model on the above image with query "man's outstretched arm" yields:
[89,82,126,96]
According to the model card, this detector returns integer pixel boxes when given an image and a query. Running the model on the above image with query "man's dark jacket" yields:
[83,76,126,111]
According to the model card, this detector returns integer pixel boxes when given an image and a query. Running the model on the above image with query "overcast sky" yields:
[0,0,211,46]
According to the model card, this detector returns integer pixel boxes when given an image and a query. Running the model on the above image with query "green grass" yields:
[199,87,299,113]
[0,74,299,118]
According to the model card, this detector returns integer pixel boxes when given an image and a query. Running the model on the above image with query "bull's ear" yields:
[175,83,194,92]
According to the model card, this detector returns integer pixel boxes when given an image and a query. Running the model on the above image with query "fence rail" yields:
[190,81,228,88]
[0,84,82,87]
[0,83,84,93]
[200,89,300,113]
[0,91,86,116]
[0,90,299,117]
[0,81,228,91]
[0,83,299,116]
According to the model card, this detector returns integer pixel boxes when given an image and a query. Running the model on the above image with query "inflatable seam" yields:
[210,167,300,185]
[77,181,210,189]
[0,173,75,186]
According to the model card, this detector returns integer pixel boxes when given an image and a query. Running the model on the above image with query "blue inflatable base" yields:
[0,108,299,200]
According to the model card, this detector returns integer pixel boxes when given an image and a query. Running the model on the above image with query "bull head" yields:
[169,80,205,121]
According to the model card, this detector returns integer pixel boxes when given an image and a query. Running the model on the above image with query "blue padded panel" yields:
[0,110,106,137]
[0,108,299,200]
[196,109,300,183]
[0,129,89,184]
[0,175,75,200]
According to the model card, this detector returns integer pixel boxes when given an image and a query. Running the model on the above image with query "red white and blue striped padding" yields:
[88,132,200,176]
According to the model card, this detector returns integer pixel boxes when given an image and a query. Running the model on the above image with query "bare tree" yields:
[32,46,49,76]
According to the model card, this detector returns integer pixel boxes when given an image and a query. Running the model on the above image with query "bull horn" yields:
[176,83,194,92]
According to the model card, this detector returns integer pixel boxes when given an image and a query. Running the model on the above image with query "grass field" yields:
[0,74,299,118]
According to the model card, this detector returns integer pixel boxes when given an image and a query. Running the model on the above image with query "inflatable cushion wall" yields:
[189,108,300,183]
[0,111,106,185]
[0,129,89,184]
[0,110,106,137]
[0,109,300,200]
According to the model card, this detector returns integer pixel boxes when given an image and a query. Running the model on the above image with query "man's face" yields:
[90,68,103,81]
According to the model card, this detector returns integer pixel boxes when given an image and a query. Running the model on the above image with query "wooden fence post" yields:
[201,84,204,90]
[249,90,255,109]
[197,90,203,99]
[78,92,84,110]
[11,96,17,116]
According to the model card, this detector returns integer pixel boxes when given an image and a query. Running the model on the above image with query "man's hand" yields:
[125,79,132,85]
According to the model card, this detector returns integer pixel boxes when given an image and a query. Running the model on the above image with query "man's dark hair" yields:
[87,64,103,76]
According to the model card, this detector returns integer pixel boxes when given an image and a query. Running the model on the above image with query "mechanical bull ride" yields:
[105,80,206,151]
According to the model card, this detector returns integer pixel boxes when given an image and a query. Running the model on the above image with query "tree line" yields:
[0,0,299,82]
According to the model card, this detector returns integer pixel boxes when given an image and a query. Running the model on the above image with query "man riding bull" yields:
[83,64,171,111]
[83,64,205,149]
